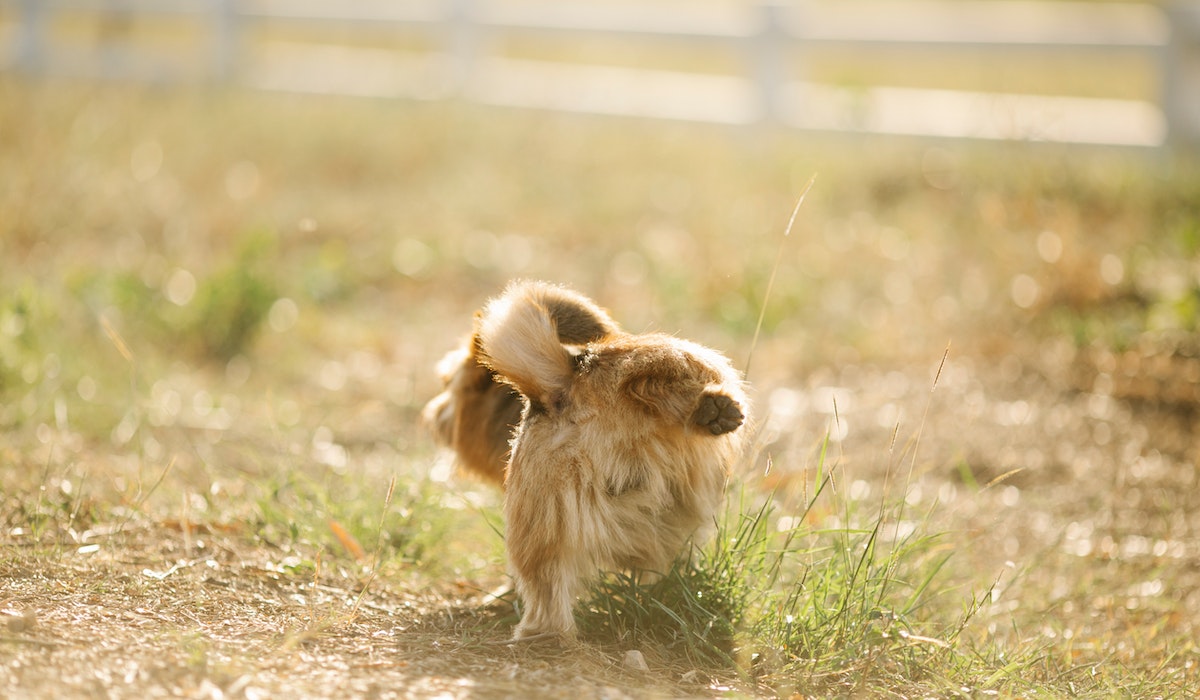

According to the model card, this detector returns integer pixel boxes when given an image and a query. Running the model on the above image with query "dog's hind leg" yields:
[692,391,745,435]
[505,475,584,639]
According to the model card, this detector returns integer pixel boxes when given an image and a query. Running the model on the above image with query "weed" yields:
[186,232,278,362]
[575,438,996,696]
[579,494,771,665]
[0,286,45,404]
[109,230,278,363]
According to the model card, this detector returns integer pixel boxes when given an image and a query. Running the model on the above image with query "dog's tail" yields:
[477,281,615,407]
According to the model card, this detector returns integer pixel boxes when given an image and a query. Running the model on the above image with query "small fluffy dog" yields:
[425,281,749,639]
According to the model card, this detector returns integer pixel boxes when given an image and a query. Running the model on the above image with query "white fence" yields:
[3,0,1199,149]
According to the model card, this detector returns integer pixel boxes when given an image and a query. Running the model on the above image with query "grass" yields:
[2,77,1200,698]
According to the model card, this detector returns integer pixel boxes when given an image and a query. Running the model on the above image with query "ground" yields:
[2,79,1199,697]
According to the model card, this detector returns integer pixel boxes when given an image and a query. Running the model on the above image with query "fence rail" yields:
[3,0,1198,149]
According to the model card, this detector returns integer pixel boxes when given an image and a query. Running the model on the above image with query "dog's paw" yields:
[692,392,744,435]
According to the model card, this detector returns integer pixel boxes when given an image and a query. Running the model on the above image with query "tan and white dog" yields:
[425,280,749,639]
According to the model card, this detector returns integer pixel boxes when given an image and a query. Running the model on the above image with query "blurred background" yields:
[2,1,1200,470]
[3,0,1199,448]
[4,0,1199,146]
[4,3,1200,482]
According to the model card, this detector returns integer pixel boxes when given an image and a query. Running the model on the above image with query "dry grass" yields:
[2,77,1200,698]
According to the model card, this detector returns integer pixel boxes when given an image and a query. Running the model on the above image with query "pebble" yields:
[622,649,649,672]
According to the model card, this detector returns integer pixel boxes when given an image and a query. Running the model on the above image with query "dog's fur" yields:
[425,281,749,639]
[422,285,620,485]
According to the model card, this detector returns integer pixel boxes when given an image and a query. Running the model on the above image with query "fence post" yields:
[15,0,46,75]
[751,1,789,123]
[1163,1,1200,149]
[212,0,239,83]
[444,0,479,96]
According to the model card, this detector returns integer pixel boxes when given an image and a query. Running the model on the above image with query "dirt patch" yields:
[2,525,732,699]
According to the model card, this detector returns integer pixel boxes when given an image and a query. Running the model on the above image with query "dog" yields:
[426,281,749,639]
